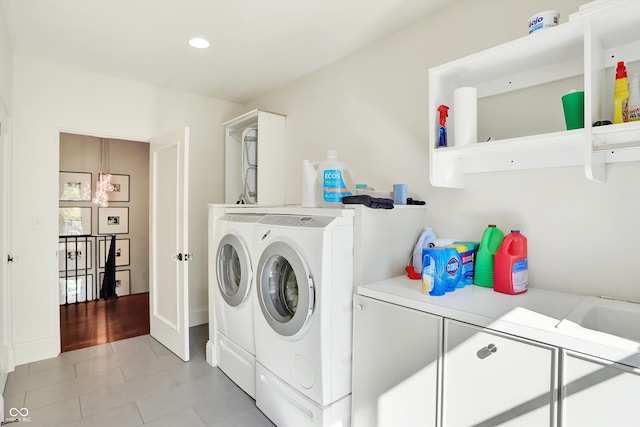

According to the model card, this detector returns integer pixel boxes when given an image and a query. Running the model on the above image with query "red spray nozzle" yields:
[616,61,627,79]
[437,105,449,127]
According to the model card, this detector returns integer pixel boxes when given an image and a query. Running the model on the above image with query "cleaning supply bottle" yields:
[614,61,630,124]
[437,105,449,147]
[412,228,438,273]
[494,230,528,295]
[453,242,478,287]
[301,160,320,207]
[628,73,640,122]
[474,225,504,288]
[445,244,466,289]
[316,150,355,207]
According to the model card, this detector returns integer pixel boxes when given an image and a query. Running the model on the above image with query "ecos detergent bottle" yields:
[316,150,355,207]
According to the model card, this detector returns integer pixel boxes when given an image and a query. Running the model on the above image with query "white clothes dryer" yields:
[252,214,355,427]
[213,212,264,398]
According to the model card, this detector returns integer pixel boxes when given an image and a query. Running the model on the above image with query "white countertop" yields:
[358,276,640,369]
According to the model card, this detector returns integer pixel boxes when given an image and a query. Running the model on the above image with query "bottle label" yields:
[446,257,460,276]
[322,169,352,202]
[512,258,529,293]
[421,257,434,294]
[629,105,640,122]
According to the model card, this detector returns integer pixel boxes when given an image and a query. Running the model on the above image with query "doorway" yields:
[58,132,150,351]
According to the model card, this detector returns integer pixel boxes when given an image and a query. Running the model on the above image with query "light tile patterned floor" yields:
[2,325,275,427]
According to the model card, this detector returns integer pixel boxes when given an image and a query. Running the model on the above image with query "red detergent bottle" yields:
[494,230,528,295]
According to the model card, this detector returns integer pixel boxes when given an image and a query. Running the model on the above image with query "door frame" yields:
[54,127,151,345]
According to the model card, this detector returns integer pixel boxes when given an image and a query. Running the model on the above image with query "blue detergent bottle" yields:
[422,247,460,296]
[315,150,355,207]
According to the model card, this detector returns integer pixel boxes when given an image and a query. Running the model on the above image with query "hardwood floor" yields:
[60,292,150,352]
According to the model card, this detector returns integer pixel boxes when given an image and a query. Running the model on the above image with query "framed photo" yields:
[59,171,92,201]
[59,274,95,304]
[59,207,92,236]
[99,269,130,296]
[98,237,130,268]
[58,238,93,271]
[98,207,129,234]
[108,174,130,202]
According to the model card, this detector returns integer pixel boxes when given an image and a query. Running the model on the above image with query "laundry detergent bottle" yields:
[474,224,504,288]
[494,230,528,295]
[316,150,355,207]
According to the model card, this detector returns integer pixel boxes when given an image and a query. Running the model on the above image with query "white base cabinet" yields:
[351,295,442,427]
[561,350,640,426]
[442,320,558,427]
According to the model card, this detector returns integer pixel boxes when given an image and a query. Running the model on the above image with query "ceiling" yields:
[1,0,455,103]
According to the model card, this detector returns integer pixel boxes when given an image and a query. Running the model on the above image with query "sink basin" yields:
[556,296,640,344]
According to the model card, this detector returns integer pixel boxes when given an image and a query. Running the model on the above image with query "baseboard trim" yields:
[189,307,208,327]
[206,340,216,367]
[13,337,60,366]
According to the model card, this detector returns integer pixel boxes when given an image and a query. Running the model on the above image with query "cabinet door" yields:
[562,350,640,426]
[443,319,557,426]
[352,295,442,427]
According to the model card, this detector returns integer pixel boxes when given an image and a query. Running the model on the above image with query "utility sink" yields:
[556,296,640,344]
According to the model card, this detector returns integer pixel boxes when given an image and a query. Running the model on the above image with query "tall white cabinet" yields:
[428,1,640,188]
[224,109,286,204]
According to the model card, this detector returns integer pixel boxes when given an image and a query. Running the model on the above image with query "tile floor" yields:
[2,325,275,427]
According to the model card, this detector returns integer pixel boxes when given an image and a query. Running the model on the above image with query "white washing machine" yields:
[252,214,355,427]
[212,211,264,398]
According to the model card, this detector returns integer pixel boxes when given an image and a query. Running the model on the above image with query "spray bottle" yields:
[614,61,630,124]
[437,105,449,147]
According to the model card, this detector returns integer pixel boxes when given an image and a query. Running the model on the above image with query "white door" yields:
[150,128,190,361]
[442,319,557,426]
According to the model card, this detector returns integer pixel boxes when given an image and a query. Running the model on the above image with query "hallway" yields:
[60,293,150,353]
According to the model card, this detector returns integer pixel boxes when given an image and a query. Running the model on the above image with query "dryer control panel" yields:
[258,215,335,228]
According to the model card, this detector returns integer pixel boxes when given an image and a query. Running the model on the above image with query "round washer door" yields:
[256,241,314,338]
[216,233,252,307]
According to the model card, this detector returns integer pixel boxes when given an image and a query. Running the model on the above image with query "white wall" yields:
[245,0,640,302]
[11,55,242,364]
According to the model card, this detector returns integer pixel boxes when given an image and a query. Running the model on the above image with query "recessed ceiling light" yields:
[189,38,210,49]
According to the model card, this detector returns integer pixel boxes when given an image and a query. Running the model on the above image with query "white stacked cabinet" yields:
[224,109,286,204]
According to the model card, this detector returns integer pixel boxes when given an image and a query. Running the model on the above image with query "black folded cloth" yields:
[342,195,394,209]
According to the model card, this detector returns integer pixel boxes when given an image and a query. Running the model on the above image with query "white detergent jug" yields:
[301,160,320,207]
[315,150,355,208]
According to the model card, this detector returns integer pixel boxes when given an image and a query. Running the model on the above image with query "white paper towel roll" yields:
[453,87,477,146]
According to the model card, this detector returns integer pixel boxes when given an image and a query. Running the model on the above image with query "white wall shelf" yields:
[429,0,640,188]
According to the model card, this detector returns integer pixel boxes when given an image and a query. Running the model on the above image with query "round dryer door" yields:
[216,234,252,307]
[256,241,314,338]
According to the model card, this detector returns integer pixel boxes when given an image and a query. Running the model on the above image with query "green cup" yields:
[562,90,585,130]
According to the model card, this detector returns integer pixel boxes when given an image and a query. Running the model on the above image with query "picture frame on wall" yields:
[99,269,130,296]
[98,237,130,268]
[59,171,92,201]
[58,238,93,271]
[108,174,130,202]
[59,274,95,304]
[59,207,92,236]
[98,207,129,234]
